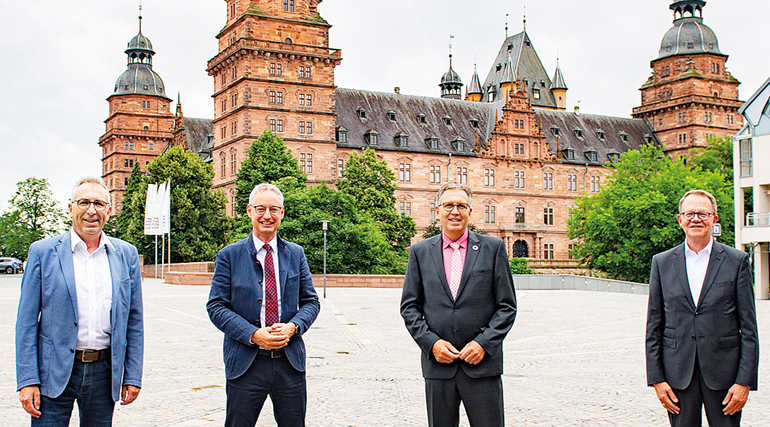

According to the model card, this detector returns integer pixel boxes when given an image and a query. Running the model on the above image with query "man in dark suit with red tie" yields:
[401,182,517,427]
[646,189,759,427]
[208,183,320,427]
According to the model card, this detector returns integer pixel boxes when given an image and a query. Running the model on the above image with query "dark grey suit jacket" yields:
[646,240,759,391]
[400,232,517,379]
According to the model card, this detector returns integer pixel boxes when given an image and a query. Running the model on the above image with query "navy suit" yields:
[207,235,319,426]
[16,232,144,402]
[646,241,759,425]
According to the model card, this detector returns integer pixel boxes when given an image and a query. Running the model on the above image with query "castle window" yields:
[726,114,734,125]
[230,151,237,175]
[514,171,525,188]
[299,121,305,134]
[149,142,154,150]
[394,133,409,147]
[125,178,129,186]
[608,153,620,163]
[270,63,276,76]
[487,88,495,102]
[277,91,283,104]
[399,163,411,182]
[567,174,577,191]
[277,119,283,132]
[232,66,237,81]
[429,165,442,183]
[541,80,546,88]
[221,99,226,113]
[543,173,553,190]
[644,134,653,143]
[364,130,379,146]
[270,119,276,132]
[337,158,345,178]
[574,129,583,138]
[299,94,305,105]
[452,137,466,152]
[299,153,312,174]
[596,131,605,140]
[284,38,292,44]
[399,201,411,216]
[591,176,601,193]
[231,121,237,136]
[430,203,436,221]
[544,243,554,259]
[220,153,226,177]
[336,127,348,143]
[456,167,467,184]
[533,88,540,99]
[485,206,496,224]
[387,111,396,122]
[306,94,312,106]
[484,169,495,186]
[704,112,712,123]
[551,127,560,136]
[283,0,294,12]
[585,150,598,162]
[425,136,439,150]
[277,64,282,76]
[269,91,276,104]
[231,91,238,107]
[543,208,554,225]
[619,132,629,142]
[307,122,312,134]
[221,125,226,139]
[417,114,427,124]
[443,117,452,126]
[230,2,236,18]
[469,119,479,128]
[299,66,311,80]
[562,148,575,160]
[357,108,367,119]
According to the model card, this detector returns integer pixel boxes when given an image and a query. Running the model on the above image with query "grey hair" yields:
[679,189,717,214]
[249,183,284,206]
[71,176,111,205]
[436,182,473,207]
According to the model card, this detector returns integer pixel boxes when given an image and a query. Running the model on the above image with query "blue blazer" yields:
[16,233,144,402]
[207,235,320,379]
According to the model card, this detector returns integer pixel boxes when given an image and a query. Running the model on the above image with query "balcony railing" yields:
[746,212,770,227]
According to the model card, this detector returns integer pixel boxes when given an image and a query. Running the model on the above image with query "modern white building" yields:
[735,76,770,299]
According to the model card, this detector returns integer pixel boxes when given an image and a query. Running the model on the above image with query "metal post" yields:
[161,234,165,280]
[321,220,329,298]
[154,235,158,278]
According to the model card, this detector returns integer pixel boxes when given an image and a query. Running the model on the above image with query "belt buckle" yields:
[79,350,96,362]
[270,349,281,359]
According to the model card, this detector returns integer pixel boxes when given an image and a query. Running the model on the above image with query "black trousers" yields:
[225,353,306,427]
[425,368,504,427]
[669,359,742,427]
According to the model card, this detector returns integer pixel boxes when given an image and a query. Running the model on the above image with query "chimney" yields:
[574,105,580,116]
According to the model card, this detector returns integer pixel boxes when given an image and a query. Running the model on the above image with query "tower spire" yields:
[523,6,527,32]
[138,1,143,33]
[505,13,508,38]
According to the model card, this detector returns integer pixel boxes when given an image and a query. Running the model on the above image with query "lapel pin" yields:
[472,245,479,251]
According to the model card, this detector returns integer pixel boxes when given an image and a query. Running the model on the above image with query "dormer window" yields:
[608,152,621,163]
[533,88,540,99]
[596,131,605,140]
[443,117,452,126]
[394,132,409,148]
[562,148,575,160]
[336,126,348,143]
[585,150,598,162]
[387,111,396,122]
[487,87,495,102]
[551,127,560,136]
[574,129,584,138]
[452,137,466,152]
[364,129,379,146]
[469,118,479,128]
[417,113,427,124]
[425,135,439,150]
[619,132,629,142]
[540,80,545,88]
[644,134,653,143]
[357,108,367,119]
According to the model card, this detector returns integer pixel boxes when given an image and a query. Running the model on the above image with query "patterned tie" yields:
[263,244,279,326]
[449,242,463,300]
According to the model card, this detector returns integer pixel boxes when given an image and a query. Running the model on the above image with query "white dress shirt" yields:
[71,230,113,350]
[684,237,713,306]
[252,234,281,327]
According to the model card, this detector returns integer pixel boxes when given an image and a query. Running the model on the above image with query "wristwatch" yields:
[290,322,300,336]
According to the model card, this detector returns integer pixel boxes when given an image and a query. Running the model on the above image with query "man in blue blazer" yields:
[647,190,759,427]
[401,183,517,427]
[208,183,320,427]
[16,177,144,426]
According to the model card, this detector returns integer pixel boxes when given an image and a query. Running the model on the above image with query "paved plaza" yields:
[1,274,768,426]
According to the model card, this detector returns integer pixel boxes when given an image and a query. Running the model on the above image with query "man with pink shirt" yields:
[401,182,517,427]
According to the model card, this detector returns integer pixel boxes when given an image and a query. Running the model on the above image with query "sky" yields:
[0,0,767,212]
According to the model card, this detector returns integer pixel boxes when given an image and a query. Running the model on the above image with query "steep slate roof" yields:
[481,31,558,109]
[335,88,501,156]
[184,117,214,162]
[537,110,657,165]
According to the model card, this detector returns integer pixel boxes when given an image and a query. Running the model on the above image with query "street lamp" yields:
[320,220,330,298]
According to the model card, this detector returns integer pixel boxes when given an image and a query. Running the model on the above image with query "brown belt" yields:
[75,348,110,363]
[257,348,284,358]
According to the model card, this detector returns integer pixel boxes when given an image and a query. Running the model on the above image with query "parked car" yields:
[0,257,23,274]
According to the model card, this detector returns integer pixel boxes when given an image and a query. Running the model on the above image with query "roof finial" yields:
[449,35,454,66]
[505,13,509,38]
[523,6,527,32]
[138,1,143,33]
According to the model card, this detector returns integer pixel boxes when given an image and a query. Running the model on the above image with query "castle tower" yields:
[439,53,463,100]
[551,59,568,110]
[632,0,742,156]
[99,14,174,213]
[465,64,483,102]
[206,0,343,209]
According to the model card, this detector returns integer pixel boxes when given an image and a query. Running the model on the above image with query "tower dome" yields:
[439,53,463,100]
[657,0,722,59]
[113,15,170,100]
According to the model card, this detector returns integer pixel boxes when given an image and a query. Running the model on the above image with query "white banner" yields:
[144,183,162,235]
[161,180,171,234]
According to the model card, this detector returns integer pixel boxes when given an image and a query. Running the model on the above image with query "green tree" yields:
[113,162,145,240]
[509,258,533,274]
[0,177,67,260]
[690,136,733,177]
[234,130,306,215]
[567,143,733,283]
[280,181,404,274]
[336,148,417,252]
[121,146,233,263]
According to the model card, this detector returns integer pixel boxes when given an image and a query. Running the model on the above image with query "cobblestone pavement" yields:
[1,275,768,426]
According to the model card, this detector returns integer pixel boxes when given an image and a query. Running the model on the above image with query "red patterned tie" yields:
[263,244,279,326]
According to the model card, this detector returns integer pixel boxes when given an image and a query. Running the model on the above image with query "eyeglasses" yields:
[251,205,283,215]
[680,211,714,221]
[74,199,109,211]
[441,203,470,213]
